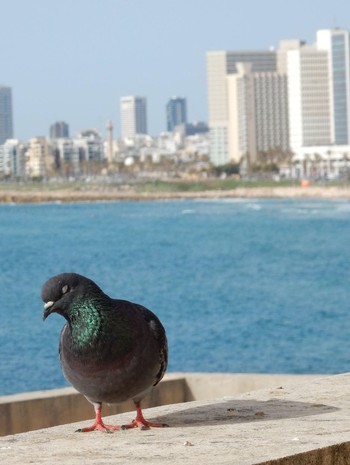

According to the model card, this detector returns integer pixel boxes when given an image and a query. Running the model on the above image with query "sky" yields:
[1,0,350,140]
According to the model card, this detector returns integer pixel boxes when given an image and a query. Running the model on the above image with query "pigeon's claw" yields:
[76,422,120,433]
[121,402,169,430]
[121,419,169,430]
[76,405,120,433]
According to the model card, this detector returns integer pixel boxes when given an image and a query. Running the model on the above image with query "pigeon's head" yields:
[42,273,103,322]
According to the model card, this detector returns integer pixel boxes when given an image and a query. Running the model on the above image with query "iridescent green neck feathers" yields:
[69,298,103,350]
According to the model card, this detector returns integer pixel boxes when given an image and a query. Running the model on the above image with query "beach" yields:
[2,185,350,203]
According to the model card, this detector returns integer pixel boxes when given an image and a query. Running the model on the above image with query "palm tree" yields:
[302,153,311,178]
[341,152,350,180]
[326,150,333,178]
[313,153,322,178]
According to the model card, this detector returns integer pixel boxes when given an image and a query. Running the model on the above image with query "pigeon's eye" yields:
[62,285,69,295]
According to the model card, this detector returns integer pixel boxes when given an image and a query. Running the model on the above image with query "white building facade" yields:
[120,96,148,138]
[317,29,350,145]
[287,46,331,151]
[0,139,24,177]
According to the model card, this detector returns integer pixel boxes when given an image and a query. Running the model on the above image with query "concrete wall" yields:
[0,377,186,436]
[181,373,319,401]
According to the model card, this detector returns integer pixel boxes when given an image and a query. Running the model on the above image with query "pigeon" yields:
[42,272,168,432]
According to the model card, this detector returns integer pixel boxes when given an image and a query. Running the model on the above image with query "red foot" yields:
[121,403,169,430]
[76,406,120,433]
[76,421,120,433]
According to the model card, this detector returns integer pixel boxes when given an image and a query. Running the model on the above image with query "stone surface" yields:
[0,373,318,436]
[182,373,318,402]
[1,373,350,464]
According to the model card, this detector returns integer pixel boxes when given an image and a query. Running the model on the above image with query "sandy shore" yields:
[1,185,350,203]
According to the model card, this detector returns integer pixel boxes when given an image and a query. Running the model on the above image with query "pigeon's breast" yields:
[59,319,163,404]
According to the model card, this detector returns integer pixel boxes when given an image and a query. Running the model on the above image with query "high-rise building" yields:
[287,45,331,151]
[166,97,187,131]
[207,50,276,165]
[227,63,289,165]
[207,29,350,166]
[317,29,350,145]
[0,86,13,145]
[286,29,350,151]
[50,121,69,138]
[120,96,147,138]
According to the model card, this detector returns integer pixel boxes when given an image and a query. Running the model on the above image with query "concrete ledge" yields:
[0,373,318,436]
[0,375,186,436]
[1,373,350,464]
[181,373,319,402]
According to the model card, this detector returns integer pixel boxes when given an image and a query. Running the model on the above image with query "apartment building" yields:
[25,138,54,178]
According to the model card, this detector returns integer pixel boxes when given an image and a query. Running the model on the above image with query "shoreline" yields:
[1,185,350,203]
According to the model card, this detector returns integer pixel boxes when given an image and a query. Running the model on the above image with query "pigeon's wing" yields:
[134,303,168,387]
[58,327,63,358]
[58,323,69,360]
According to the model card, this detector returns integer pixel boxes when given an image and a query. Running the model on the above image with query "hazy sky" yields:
[1,0,350,140]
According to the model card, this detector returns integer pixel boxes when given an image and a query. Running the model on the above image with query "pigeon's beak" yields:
[42,301,55,320]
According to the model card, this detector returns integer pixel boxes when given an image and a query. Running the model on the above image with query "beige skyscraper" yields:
[207,50,276,165]
[227,64,256,166]
[227,63,289,165]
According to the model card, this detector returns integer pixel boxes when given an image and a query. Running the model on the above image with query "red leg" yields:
[76,404,120,433]
[121,402,169,430]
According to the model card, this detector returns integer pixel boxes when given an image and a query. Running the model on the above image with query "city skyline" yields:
[1,0,349,141]
[207,28,350,166]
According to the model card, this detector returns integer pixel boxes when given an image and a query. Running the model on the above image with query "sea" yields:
[1,197,350,396]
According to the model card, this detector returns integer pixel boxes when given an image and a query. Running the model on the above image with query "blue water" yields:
[1,198,350,395]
